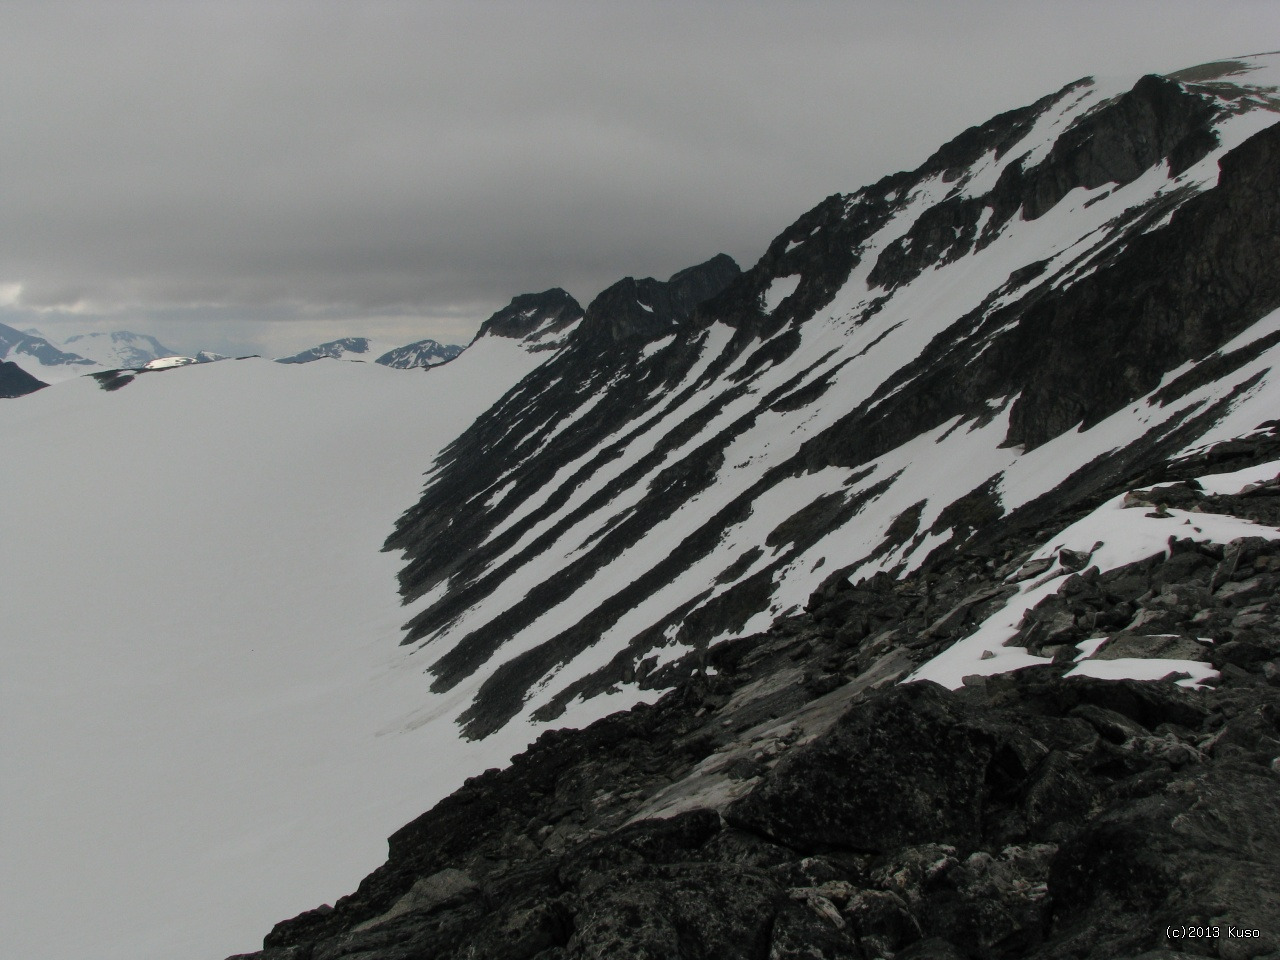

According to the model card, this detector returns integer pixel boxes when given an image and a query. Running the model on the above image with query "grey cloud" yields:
[2,0,1277,345]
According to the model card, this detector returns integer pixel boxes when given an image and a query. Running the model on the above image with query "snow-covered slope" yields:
[383,54,1280,738]
[0,306,585,960]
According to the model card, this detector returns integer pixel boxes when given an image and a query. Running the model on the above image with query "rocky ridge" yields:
[232,429,1280,960]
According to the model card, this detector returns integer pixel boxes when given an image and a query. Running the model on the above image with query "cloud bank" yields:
[2,1,1276,354]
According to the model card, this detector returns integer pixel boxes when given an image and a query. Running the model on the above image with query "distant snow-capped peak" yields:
[0,321,94,381]
[375,339,464,369]
[275,336,466,369]
[274,337,381,364]
[59,330,180,368]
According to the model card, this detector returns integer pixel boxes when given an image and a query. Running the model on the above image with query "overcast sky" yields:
[2,1,1278,356]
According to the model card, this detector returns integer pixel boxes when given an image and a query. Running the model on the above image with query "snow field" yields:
[0,341,557,960]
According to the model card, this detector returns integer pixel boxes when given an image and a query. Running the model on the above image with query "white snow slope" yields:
[0,333,640,960]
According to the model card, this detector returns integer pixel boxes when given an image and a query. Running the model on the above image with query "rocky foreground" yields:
[231,434,1280,960]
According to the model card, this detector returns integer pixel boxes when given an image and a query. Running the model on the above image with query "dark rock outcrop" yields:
[0,359,46,398]
[578,253,741,345]
[474,288,584,342]
[725,682,1005,853]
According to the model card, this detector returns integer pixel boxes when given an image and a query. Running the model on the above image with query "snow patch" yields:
[142,355,197,369]
[762,274,801,313]
[1065,657,1219,689]
[641,334,676,358]
[909,494,1280,690]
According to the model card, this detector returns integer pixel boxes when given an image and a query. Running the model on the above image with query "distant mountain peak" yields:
[59,329,179,368]
[375,339,464,369]
[0,321,94,378]
[275,337,376,364]
[474,288,585,342]
[274,335,466,370]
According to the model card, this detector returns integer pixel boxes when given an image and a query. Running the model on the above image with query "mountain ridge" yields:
[60,329,180,369]
[377,56,1280,741]
[120,50,1280,957]
[0,320,95,379]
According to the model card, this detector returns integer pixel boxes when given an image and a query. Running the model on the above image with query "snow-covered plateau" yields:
[0,336,613,960]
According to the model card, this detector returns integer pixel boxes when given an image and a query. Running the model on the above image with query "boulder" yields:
[725,684,996,852]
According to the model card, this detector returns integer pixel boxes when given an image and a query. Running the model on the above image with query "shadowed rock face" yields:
[810,100,1280,467]
[1012,74,1218,222]
[578,254,742,345]
[1001,118,1280,450]
[0,360,47,398]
